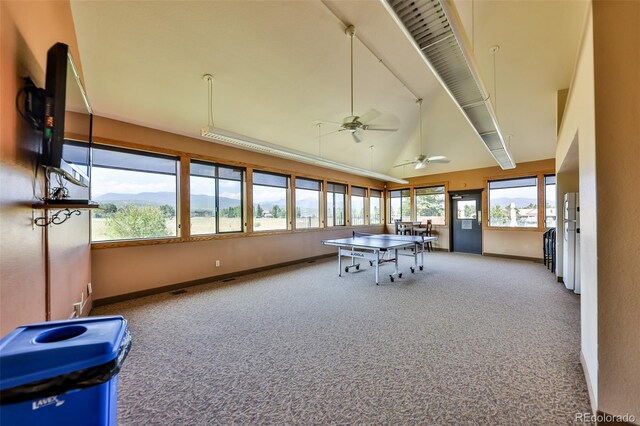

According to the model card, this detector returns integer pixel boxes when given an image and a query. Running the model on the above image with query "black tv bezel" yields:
[43,42,92,188]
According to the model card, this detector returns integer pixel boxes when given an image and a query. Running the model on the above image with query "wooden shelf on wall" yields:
[32,201,100,227]
[32,201,101,210]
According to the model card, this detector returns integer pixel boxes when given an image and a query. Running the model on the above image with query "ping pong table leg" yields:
[338,249,342,277]
[390,248,399,282]
[375,249,379,285]
[420,241,425,271]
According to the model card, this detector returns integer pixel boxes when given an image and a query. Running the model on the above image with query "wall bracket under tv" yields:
[32,201,100,227]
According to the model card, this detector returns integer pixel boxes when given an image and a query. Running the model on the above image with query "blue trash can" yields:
[0,316,131,426]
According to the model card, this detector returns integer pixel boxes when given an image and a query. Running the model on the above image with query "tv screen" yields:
[43,42,92,187]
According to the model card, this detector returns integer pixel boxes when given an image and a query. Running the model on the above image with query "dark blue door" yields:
[450,191,482,254]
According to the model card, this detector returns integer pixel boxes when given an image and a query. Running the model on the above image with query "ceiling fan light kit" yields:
[383,0,515,169]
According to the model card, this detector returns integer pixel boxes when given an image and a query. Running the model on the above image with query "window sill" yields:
[91,237,182,249]
[484,226,546,233]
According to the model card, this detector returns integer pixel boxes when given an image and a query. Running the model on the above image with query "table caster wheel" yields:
[399,273,403,279]
[369,261,374,266]
[356,265,360,270]
[419,266,424,271]
[345,267,349,273]
[410,267,415,273]
[390,276,394,282]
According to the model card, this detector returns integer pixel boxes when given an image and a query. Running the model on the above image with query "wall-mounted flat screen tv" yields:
[42,42,92,188]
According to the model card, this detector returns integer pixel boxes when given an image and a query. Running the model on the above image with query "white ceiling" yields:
[70,0,587,180]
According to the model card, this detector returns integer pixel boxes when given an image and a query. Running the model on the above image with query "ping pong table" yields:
[322,232,438,285]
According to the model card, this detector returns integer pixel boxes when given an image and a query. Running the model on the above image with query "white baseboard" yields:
[580,350,597,415]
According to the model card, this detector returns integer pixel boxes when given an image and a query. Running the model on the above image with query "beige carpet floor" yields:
[93,252,591,425]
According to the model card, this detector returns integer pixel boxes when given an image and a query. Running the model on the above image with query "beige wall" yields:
[557,1,640,418]
[92,227,382,300]
[483,230,542,259]
[387,159,555,258]
[556,3,598,409]
[0,1,91,335]
[593,1,640,419]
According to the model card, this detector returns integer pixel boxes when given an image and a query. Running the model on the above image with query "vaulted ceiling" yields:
[71,0,587,180]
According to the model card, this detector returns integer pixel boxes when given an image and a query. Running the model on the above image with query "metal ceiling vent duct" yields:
[383,0,515,169]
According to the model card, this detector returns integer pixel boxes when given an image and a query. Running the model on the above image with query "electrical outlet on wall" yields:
[215,260,220,267]
[87,282,92,295]
[73,302,82,317]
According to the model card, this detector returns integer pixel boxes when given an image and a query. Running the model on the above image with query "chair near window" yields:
[425,220,434,252]
[395,219,411,235]
[413,220,434,251]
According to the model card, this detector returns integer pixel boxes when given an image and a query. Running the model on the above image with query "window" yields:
[351,186,367,225]
[253,171,289,231]
[457,200,477,219]
[369,189,383,225]
[415,186,445,225]
[295,177,321,229]
[326,183,346,227]
[389,189,411,223]
[91,145,179,242]
[190,161,243,235]
[488,177,538,227]
[544,175,557,228]
[62,140,90,177]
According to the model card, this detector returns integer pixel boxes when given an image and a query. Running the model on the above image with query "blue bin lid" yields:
[0,316,128,391]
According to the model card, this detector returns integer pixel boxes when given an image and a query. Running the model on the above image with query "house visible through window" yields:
[190,161,243,235]
[327,183,346,227]
[544,175,557,228]
[91,145,179,242]
[295,177,321,229]
[351,186,366,225]
[369,189,382,225]
[488,177,538,227]
[415,186,445,225]
[253,171,289,231]
[389,189,411,223]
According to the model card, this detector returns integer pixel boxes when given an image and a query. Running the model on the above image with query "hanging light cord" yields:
[349,28,355,117]
[205,74,215,128]
[418,99,423,156]
[317,123,322,157]
[493,53,497,114]
[472,0,475,52]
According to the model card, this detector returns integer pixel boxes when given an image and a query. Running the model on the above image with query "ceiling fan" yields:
[394,98,449,170]
[316,25,398,143]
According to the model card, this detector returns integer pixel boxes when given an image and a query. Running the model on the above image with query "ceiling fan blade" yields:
[427,156,450,164]
[415,162,428,170]
[359,109,381,124]
[393,161,417,168]
[343,115,358,124]
[364,126,398,132]
[351,131,363,143]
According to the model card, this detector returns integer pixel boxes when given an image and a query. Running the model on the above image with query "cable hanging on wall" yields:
[490,45,500,115]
